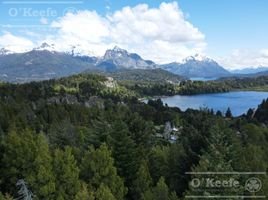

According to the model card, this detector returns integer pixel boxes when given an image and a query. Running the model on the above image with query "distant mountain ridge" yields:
[161,54,231,78]
[0,45,160,82]
[2,44,267,83]
[0,50,97,82]
[230,67,268,74]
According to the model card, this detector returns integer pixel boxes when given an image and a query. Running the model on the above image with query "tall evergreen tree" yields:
[167,143,188,195]
[225,107,233,118]
[53,147,80,200]
[109,121,140,190]
[80,144,127,200]
[74,183,94,200]
[29,133,55,199]
[132,160,152,200]
[148,146,169,184]
[95,184,116,200]
[153,177,169,200]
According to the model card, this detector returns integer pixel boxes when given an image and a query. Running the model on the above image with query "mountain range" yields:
[0,49,97,82]
[230,67,268,74]
[161,54,231,78]
[0,43,266,82]
[0,44,161,82]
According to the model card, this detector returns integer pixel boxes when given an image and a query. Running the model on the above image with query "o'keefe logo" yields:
[245,177,262,193]
[190,178,201,188]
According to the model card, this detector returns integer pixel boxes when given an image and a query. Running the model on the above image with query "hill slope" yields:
[0,50,97,82]
[95,68,185,83]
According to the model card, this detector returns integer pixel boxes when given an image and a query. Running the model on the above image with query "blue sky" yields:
[0,0,268,69]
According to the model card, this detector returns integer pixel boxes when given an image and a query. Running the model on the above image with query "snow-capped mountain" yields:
[32,43,97,58]
[181,54,214,63]
[33,42,56,52]
[0,48,15,56]
[67,45,96,57]
[161,54,231,78]
[96,46,158,71]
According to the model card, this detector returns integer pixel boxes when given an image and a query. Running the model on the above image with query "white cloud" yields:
[0,33,34,52]
[45,1,206,63]
[217,49,268,70]
[109,2,204,43]
[47,10,110,56]
[260,49,268,58]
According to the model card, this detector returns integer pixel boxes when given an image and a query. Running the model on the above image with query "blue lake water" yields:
[190,77,218,81]
[161,91,268,116]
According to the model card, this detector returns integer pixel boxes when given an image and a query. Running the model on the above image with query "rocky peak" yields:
[34,42,56,52]
[103,46,128,60]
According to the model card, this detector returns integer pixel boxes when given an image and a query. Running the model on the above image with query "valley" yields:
[0,72,267,199]
[1,1,268,199]
[0,17,268,200]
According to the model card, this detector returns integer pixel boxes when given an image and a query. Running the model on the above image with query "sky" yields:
[0,0,268,69]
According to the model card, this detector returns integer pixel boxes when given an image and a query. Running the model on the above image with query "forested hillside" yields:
[95,68,185,83]
[0,74,267,199]
[120,75,268,96]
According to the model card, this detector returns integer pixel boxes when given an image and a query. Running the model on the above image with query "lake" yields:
[160,91,268,116]
[190,77,218,81]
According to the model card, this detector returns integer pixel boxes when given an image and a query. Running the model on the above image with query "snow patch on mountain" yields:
[34,43,56,52]
[0,48,15,55]
[161,54,231,78]
[182,54,215,64]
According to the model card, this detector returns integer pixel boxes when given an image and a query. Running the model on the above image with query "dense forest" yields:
[96,68,185,84]
[0,74,267,199]
[118,75,268,96]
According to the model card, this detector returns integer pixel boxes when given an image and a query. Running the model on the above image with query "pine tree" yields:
[225,107,232,118]
[80,144,127,200]
[53,146,80,200]
[74,183,94,200]
[153,177,169,200]
[167,143,188,195]
[246,108,254,119]
[126,113,153,151]
[148,146,169,184]
[216,110,222,117]
[30,133,55,199]
[109,121,139,189]
[169,191,180,200]
[48,120,79,148]
[132,160,152,200]
[95,184,116,200]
